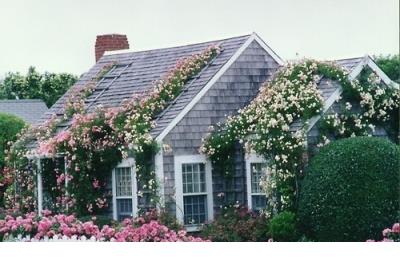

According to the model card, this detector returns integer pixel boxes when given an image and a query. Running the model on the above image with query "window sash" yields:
[182,163,206,194]
[250,162,264,194]
[115,167,132,197]
[112,160,137,221]
[175,155,213,228]
[183,194,208,225]
[251,194,267,211]
[246,155,266,211]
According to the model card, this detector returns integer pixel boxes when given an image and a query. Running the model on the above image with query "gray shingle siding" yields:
[161,40,280,216]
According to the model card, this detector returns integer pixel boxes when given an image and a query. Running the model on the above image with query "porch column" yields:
[64,156,69,212]
[36,158,43,216]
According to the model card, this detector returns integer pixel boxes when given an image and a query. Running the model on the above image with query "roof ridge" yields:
[103,34,252,58]
[0,99,46,103]
[333,56,364,61]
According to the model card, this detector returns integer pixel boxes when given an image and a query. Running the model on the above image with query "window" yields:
[175,155,213,230]
[246,155,267,211]
[112,158,137,221]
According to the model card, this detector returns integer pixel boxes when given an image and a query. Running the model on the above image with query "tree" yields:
[0,113,26,169]
[298,137,400,241]
[0,113,26,207]
[0,67,77,107]
[374,54,400,83]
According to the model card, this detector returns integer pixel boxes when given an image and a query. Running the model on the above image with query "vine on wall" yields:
[201,60,399,215]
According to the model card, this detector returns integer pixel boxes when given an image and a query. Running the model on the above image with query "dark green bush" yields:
[298,137,400,241]
[200,205,269,241]
[268,211,298,241]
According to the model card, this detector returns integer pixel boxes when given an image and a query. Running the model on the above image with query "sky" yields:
[0,0,398,77]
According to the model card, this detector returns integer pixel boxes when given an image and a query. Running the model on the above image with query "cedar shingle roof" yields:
[39,34,251,138]
[335,57,363,72]
[38,34,367,141]
[0,99,48,124]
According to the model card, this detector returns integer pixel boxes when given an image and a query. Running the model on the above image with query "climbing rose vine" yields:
[4,45,221,216]
[201,59,399,214]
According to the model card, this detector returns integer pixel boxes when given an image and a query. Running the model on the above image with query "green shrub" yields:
[298,137,400,241]
[268,211,298,241]
[200,205,269,241]
[0,113,26,168]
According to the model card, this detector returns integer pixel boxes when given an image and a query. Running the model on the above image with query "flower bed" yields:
[0,211,207,242]
[200,205,269,242]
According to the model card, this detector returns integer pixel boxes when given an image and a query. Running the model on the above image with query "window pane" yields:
[116,167,132,197]
[182,163,206,194]
[251,195,267,211]
[250,163,264,193]
[117,199,133,221]
[183,195,207,225]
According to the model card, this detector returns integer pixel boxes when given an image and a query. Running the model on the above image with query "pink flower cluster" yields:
[367,223,400,242]
[0,212,207,242]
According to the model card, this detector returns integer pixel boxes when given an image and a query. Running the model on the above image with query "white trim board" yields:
[156,33,284,142]
[154,149,165,208]
[306,55,399,133]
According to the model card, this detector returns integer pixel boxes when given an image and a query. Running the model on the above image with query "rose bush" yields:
[0,211,207,242]
[200,205,269,242]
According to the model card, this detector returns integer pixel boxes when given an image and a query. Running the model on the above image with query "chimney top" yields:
[95,34,129,62]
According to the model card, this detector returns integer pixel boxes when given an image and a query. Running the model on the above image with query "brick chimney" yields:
[95,34,129,62]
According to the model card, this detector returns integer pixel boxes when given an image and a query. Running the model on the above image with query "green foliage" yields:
[0,67,77,107]
[200,205,269,241]
[298,137,400,241]
[0,113,25,207]
[268,211,298,241]
[374,54,400,83]
[0,113,26,168]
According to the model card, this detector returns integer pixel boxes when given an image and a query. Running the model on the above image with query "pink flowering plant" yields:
[3,45,221,216]
[367,223,400,242]
[0,211,207,242]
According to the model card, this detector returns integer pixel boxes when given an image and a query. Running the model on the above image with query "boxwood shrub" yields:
[298,136,400,241]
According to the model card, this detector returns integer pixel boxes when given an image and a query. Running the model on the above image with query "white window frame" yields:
[112,158,138,221]
[245,153,266,210]
[174,155,213,231]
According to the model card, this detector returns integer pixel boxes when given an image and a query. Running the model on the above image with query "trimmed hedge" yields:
[298,137,400,241]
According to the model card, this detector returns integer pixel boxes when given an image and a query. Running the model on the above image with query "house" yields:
[29,33,398,230]
[0,99,48,124]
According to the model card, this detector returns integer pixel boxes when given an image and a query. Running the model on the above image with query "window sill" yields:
[184,224,203,232]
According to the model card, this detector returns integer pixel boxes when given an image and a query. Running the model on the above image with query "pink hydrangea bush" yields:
[367,223,400,242]
[0,211,207,242]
